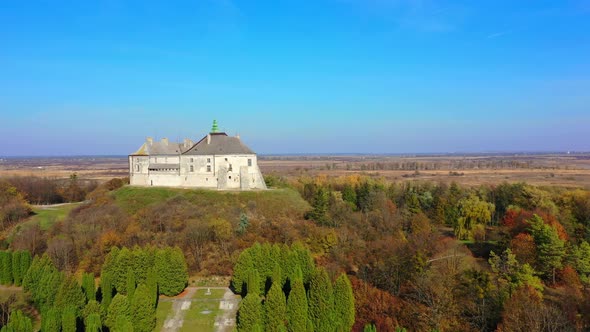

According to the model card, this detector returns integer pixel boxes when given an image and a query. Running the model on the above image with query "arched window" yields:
[136,164,140,172]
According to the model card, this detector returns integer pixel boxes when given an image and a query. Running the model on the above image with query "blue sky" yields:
[1,0,589,156]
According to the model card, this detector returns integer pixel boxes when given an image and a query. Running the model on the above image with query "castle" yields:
[129,121,267,190]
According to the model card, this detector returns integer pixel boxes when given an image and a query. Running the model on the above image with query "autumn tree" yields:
[454,195,495,240]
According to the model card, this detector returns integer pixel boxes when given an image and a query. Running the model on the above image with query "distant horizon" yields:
[2,150,590,159]
[1,1,589,156]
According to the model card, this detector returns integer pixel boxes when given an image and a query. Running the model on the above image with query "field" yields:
[2,153,590,188]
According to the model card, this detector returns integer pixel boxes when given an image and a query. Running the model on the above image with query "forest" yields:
[0,174,590,331]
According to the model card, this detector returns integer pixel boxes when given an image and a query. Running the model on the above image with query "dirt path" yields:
[161,287,198,332]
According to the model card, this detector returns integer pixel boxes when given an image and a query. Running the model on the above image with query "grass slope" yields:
[112,186,310,218]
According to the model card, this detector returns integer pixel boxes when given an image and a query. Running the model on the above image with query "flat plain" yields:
[1,153,590,188]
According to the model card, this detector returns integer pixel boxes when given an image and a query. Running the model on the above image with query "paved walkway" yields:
[160,287,240,332]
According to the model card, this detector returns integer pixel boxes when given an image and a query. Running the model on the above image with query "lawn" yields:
[179,289,226,332]
[29,203,81,230]
[155,301,173,331]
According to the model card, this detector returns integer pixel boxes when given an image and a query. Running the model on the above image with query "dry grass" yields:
[1,154,590,188]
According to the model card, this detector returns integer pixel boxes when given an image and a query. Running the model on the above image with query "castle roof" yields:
[130,138,193,156]
[183,133,255,155]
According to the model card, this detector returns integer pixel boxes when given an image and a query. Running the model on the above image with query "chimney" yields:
[146,137,153,145]
[162,138,169,145]
[206,134,211,145]
[184,138,193,148]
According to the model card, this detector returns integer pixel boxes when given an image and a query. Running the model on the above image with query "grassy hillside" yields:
[112,186,310,219]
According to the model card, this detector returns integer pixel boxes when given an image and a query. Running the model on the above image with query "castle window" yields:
[225,158,228,161]
[190,158,194,162]
[248,159,252,167]
[207,158,211,163]
[229,164,233,172]
[136,165,140,172]
[229,176,232,180]
[207,165,211,172]
[190,165,194,172]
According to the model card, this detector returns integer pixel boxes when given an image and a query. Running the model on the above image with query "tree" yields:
[572,241,590,285]
[286,278,308,332]
[309,187,330,225]
[237,293,263,332]
[61,306,77,332]
[529,214,566,283]
[131,284,156,332]
[454,195,495,240]
[334,274,355,332]
[232,248,255,295]
[41,308,61,332]
[55,275,86,314]
[265,281,287,332]
[82,300,101,321]
[237,212,249,235]
[85,313,102,332]
[82,272,96,302]
[114,314,134,332]
[18,251,31,286]
[126,268,136,300]
[0,251,13,285]
[155,247,188,296]
[146,267,158,308]
[363,324,377,332]
[11,251,21,286]
[100,271,114,311]
[1,310,33,332]
[106,294,131,329]
[308,268,335,332]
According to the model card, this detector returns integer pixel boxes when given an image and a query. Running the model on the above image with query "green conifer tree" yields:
[100,271,114,311]
[106,294,131,330]
[82,272,96,302]
[308,268,335,332]
[333,274,355,332]
[11,251,21,286]
[41,307,61,332]
[146,267,158,308]
[0,251,13,285]
[238,293,263,332]
[115,315,134,332]
[155,247,188,296]
[55,275,86,314]
[265,281,287,332]
[19,251,32,281]
[114,247,133,293]
[82,300,102,321]
[232,248,255,295]
[2,310,33,332]
[286,277,308,332]
[131,284,156,332]
[85,313,102,332]
[61,306,77,332]
[126,268,136,300]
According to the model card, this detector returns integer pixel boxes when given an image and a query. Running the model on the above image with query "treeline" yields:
[294,175,590,331]
[0,246,188,332]
[233,242,355,332]
[2,174,99,205]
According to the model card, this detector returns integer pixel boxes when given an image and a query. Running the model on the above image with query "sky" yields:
[1,0,589,156]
